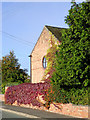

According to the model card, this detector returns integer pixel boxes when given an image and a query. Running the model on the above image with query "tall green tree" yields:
[51,2,90,88]
[2,50,28,84]
[49,2,90,105]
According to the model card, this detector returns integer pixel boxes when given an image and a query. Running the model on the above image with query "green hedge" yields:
[49,84,89,105]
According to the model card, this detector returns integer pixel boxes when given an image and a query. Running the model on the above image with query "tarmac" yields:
[0,101,88,120]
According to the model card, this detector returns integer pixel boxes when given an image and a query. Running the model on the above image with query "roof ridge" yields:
[45,25,66,29]
[45,25,65,41]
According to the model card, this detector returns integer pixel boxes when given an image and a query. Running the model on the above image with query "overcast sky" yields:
[1,1,83,75]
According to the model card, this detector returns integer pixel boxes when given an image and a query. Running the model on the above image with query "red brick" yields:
[12,100,88,118]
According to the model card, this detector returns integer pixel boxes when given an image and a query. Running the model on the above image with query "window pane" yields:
[42,57,47,69]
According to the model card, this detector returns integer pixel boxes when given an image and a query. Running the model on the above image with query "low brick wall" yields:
[5,99,89,119]
[4,88,89,119]
[49,103,89,118]
[0,94,4,101]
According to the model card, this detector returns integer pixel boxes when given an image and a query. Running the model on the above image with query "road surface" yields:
[0,101,88,120]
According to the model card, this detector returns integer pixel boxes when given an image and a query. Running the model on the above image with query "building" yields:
[29,25,64,83]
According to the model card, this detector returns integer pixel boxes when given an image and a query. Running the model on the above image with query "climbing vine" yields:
[42,33,61,104]
[42,34,60,82]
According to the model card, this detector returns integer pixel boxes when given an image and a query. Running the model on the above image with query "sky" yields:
[1,1,84,75]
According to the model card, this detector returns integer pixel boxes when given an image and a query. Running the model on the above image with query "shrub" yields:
[5,82,50,108]
[1,83,5,94]
[47,84,88,105]
[68,88,88,105]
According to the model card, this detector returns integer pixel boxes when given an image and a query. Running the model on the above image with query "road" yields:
[0,109,44,120]
[0,101,88,120]
[1,110,46,120]
[2,110,27,118]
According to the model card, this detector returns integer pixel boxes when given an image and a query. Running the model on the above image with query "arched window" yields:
[42,56,47,69]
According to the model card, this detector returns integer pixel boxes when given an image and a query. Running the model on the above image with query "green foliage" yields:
[2,50,28,83]
[50,2,90,105]
[69,88,88,105]
[42,35,59,81]
[88,87,90,105]
[44,84,69,104]
[1,83,5,94]
[24,78,30,83]
[51,85,88,105]
[1,50,29,94]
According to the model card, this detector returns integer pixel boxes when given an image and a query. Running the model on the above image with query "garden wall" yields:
[13,101,89,118]
[11,100,89,118]
[0,94,4,101]
[4,88,89,119]
[1,96,89,119]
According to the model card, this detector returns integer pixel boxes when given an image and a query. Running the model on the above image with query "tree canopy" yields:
[51,2,90,88]
[2,50,28,84]
[47,2,90,105]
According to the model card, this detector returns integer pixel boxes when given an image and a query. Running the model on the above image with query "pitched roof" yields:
[29,25,66,56]
[45,25,65,41]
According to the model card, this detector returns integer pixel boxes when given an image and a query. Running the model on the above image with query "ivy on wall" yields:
[42,34,60,82]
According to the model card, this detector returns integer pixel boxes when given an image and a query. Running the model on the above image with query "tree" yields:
[50,2,90,105]
[2,50,28,84]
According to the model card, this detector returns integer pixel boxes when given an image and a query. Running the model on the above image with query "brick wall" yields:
[49,103,89,118]
[31,27,51,83]
[0,94,4,101]
[4,87,89,118]
[3,92,89,119]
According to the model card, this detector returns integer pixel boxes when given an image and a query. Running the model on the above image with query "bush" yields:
[47,84,88,105]
[68,88,88,105]
[5,82,50,108]
[88,87,90,105]
[5,81,89,106]
[1,83,6,94]
[24,78,30,83]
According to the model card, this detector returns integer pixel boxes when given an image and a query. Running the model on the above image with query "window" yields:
[42,56,47,69]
